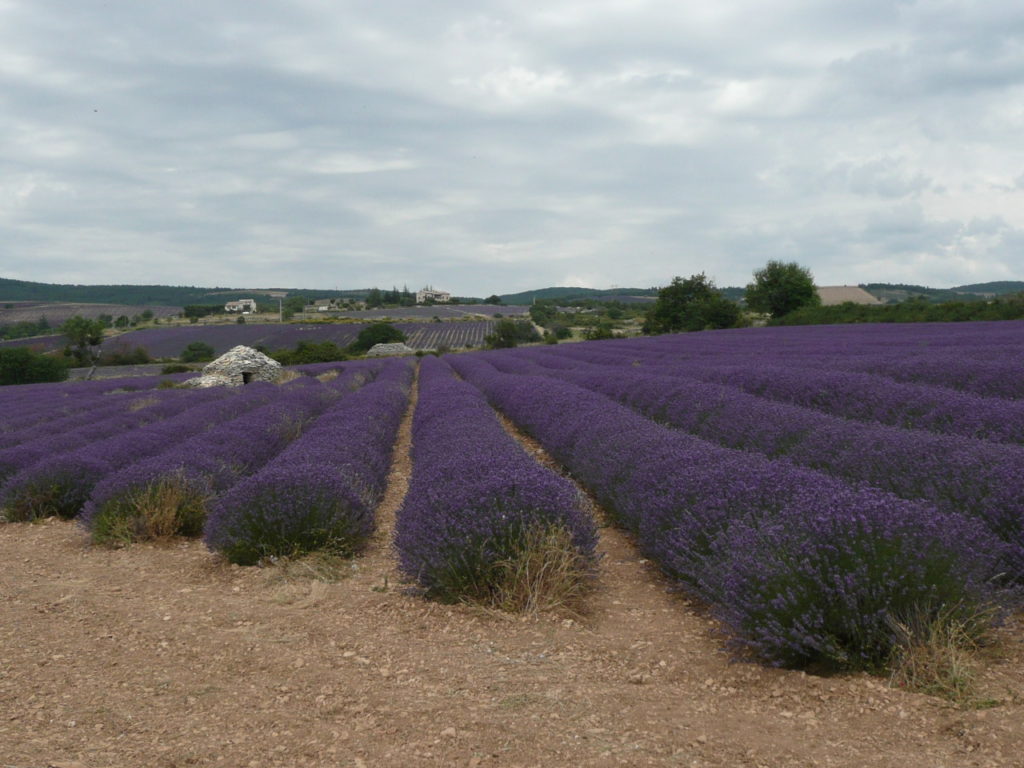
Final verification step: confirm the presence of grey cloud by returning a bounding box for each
[0,1,1021,294]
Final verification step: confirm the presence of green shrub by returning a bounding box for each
[346,323,406,354]
[0,347,69,385]
[583,322,616,341]
[271,340,349,365]
[484,319,540,349]
[98,343,151,366]
[180,341,216,363]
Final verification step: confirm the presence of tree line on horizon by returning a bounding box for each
[641,261,1024,334]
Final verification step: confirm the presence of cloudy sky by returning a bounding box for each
[2,1,1022,296]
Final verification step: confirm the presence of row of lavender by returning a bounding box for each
[3,354,600,611]
[394,356,596,604]
[0,375,190,447]
[566,321,1024,400]
[494,348,1024,577]
[447,342,1015,668]
[525,340,1024,443]
[81,367,372,545]
[205,358,413,563]
[0,360,413,565]
[0,370,360,521]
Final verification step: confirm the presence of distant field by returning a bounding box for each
[0,320,497,356]
[308,304,528,320]
[0,302,181,327]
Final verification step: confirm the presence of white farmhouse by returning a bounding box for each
[416,287,451,304]
[308,298,340,312]
[224,299,258,314]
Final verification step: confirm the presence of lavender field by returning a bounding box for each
[331,304,528,320]
[0,319,496,356]
[0,302,182,327]
[1,320,1022,670]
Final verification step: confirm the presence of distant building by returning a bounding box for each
[816,286,884,306]
[416,288,451,304]
[224,299,258,314]
[308,298,341,312]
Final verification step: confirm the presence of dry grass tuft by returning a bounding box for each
[275,369,304,385]
[484,524,594,616]
[127,395,159,411]
[315,369,340,382]
[261,550,356,586]
[887,602,999,707]
[275,413,313,443]
[94,474,210,546]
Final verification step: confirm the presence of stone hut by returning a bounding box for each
[184,345,282,388]
[365,342,417,357]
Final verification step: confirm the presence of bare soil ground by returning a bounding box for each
[2,397,1023,767]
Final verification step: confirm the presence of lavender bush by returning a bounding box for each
[716,496,1000,668]
[204,359,414,564]
[394,357,596,604]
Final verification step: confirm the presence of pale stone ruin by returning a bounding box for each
[183,345,283,388]
[365,342,417,357]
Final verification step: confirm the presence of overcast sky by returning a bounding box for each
[1,1,1022,296]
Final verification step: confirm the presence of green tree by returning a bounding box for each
[642,274,740,334]
[529,301,557,326]
[484,319,541,349]
[0,347,69,385]
[550,324,572,340]
[61,315,106,365]
[183,304,220,320]
[180,341,216,363]
[583,320,616,340]
[281,296,307,320]
[347,323,407,354]
[744,261,820,318]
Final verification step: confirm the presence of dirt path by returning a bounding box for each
[1,378,1022,766]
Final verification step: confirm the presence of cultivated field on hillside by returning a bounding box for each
[325,304,528,320]
[0,319,497,355]
[0,301,182,326]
